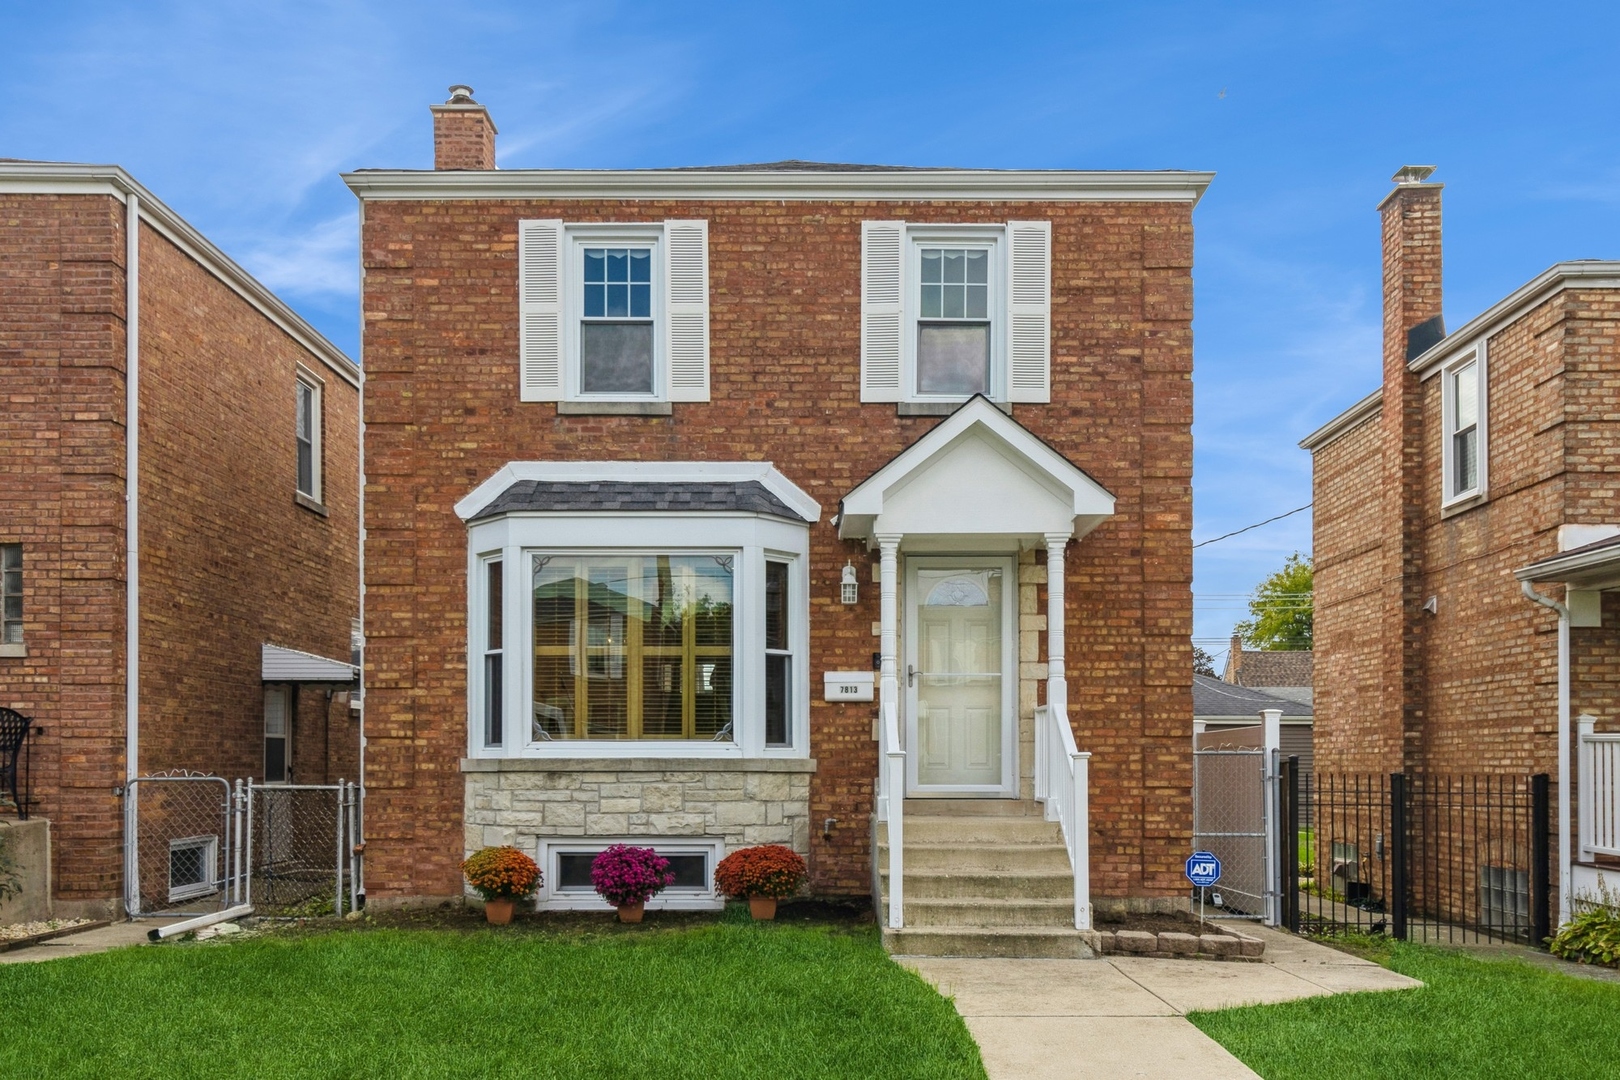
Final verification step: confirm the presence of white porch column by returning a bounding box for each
[1044,533,1069,714]
[878,535,902,731]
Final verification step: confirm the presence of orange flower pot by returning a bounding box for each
[749,897,778,921]
[617,902,645,924]
[484,899,515,925]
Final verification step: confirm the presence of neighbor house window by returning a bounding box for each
[482,559,504,748]
[264,686,289,783]
[532,554,734,741]
[765,560,791,747]
[580,246,656,395]
[1,544,20,647]
[1443,350,1484,503]
[917,247,992,396]
[168,835,219,903]
[295,372,323,501]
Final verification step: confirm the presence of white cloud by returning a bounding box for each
[237,214,357,301]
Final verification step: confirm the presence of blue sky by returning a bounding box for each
[5,1,1618,664]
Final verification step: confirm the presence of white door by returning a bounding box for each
[905,557,1017,796]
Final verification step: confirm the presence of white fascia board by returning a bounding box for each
[1408,261,1620,380]
[1299,388,1383,451]
[0,161,359,388]
[342,169,1215,205]
[453,461,822,523]
[839,397,1114,529]
[1515,544,1620,589]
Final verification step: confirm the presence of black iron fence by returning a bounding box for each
[1280,760,1550,947]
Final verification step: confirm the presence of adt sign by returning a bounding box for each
[1185,851,1222,888]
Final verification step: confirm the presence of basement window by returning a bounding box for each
[168,835,219,903]
[1,543,21,653]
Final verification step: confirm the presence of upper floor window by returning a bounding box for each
[862,220,1051,406]
[295,371,323,503]
[1442,348,1485,504]
[1,543,21,651]
[518,220,711,406]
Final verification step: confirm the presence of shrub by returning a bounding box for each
[714,844,808,900]
[590,845,674,908]
[1550,879,1620,966]
[462,846,542,902]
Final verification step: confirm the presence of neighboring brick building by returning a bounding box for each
[344,88,1209,948]
[1302,164,1620,924]
[0,162,361,917]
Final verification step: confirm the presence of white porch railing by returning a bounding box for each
[876,701,905,929]
[1034,702,1093,930]
[1578,717,1620,858]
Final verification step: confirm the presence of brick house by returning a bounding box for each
[345,88,1207,952]
[0,161,361,917]
[1302,164,1620,924]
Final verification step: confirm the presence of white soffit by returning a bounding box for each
[454,461,822,524]
[838,396,1114,544]
[262,643,358,683]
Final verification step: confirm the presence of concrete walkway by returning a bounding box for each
[0,920,181,964]
[901,925,1421,1079]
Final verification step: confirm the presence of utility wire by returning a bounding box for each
[1193,503,1313,548]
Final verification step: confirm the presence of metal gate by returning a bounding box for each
[124,775,360,918]
[1192,746,1270,920]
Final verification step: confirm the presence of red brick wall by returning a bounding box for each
[0,193,130,902]
[359,196,1195,901]
[135,223,360,787]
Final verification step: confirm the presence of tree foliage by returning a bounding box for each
[1193,645,1217,677]
[1235,553,1313,650]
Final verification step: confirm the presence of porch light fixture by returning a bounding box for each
[840,562,859,605]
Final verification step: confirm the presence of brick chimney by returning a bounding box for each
[1377,165,1443,772]
[431,85,497,170]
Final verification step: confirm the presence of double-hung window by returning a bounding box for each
[517,220,711,405]
[1,543,21,651]
[1442,348,1485,504]
[764,560,791,747]
[861,220,1051,406]
[482,559,504,747]
[295,370,323,503]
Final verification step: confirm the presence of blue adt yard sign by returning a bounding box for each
[1185,851,1222,888]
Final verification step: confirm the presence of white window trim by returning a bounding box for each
[167,834,219,903]
[1441,343,1487,507]
[531,837,725,911]
[295,365,324,502]
[565,224,665,402]
[904,225,1006,403]
[466,512,812,760]
[479,555,504,749]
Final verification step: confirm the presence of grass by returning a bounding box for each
[1190,939,1620,1079]
[0,910,985,1079]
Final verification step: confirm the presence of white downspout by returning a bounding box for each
[123,192,141,915]
[1521,579,1571,926]
[355,199,367,904]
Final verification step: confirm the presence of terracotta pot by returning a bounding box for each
[617,902,645,924]
[484,898,515,925]
[749,897,778,921]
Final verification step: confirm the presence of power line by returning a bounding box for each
[1193,503,1313,548]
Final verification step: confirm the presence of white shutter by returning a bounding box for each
[1006,220,1052,403]
[664,219,710,402]
[861,220,905,402]
[518,219,564,402]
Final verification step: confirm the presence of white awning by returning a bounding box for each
[262,643,357,684]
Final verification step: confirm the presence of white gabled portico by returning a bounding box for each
[839,396,1114,942]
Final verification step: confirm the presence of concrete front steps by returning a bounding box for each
[877,799,1099,959]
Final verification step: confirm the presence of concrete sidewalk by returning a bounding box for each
[0,920,182,964]
[902,925,1421,1079]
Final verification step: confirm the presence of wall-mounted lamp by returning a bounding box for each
[841,561,859,604]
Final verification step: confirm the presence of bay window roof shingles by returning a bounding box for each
[469,480,811,523]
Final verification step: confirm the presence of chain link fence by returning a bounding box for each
[1192,746,1268,919]
[125,776,359,919]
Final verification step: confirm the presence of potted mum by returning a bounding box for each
[462,845,542,925]
[714,844,807,920]
[590,844,675,923]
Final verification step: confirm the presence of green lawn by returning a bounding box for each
[1191,940,1620,1079]
[0,914,985,1079]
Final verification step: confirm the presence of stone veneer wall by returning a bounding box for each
[462,758,816,865]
